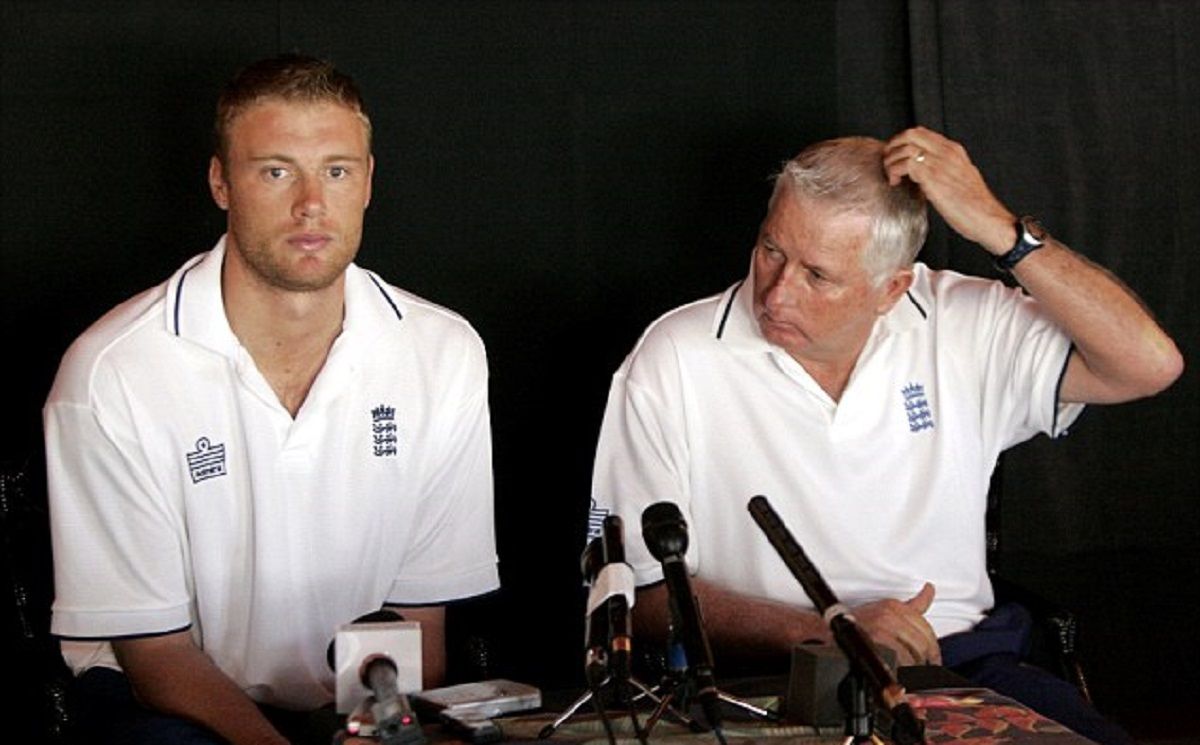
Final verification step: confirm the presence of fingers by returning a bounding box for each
[881,126,1013,250]
[882,126,940,185]
[906,582,936,613]
[888,604,942,666]
[852,585,942,666]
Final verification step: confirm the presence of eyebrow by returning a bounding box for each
[247,153,368,164]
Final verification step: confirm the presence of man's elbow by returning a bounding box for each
[1070,342,1184,404]
[1114,345,1185,402]
[1138,343,1185,398]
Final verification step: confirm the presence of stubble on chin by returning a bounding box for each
[234,236,354,293]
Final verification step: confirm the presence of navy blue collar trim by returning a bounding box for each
[716,280,744,340]
[366,271,404,322]
[172,255,205,336]
[905,290,927,319]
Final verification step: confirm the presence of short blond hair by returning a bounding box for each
[214,53,371,162]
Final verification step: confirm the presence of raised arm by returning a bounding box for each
[883,126,1183,404]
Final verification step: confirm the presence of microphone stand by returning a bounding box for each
[639,503,781,741]
[638,633,779,739]
[838,669,885,745]
[537,667,699,741]
[539,528,697,741]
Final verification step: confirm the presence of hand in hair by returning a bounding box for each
[882,126,1017,256]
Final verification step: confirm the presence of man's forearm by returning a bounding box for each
[633,579,830,667]
[1005,237,1182,403]
[114,633,287,745]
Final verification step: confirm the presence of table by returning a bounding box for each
[477,670,1096,744]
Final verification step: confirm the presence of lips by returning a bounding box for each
[286,232,332,251]
[757,309,808,348]
[758,309,793,332]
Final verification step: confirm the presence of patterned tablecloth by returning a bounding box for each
[486,687,1093,745]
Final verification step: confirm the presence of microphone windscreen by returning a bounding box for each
[641,501,689,560]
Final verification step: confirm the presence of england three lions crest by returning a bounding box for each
[901,382,935,433]
[371,404,398,457]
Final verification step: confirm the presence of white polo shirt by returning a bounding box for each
[591,261,1082,637]
[46,238,499,709]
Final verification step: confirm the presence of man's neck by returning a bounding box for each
[222,259,346,417]
[790,330,875,403]
[795,355,857,403]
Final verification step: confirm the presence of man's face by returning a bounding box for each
[209,98,373,293]
[752,189,911,367]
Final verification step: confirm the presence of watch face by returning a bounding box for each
[1021,216,1048,244]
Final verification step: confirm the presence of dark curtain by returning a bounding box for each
[839,0,1199,726]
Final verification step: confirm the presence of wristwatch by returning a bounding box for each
[994,215,1048,273]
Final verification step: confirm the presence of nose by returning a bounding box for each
[762,263,794,309]
[292,174,326,220]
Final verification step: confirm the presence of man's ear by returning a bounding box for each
[208,156,229,210]
[875,267,915,315]
[364,154,375,209]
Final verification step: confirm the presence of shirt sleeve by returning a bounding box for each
[590,334,697,587]
[385,334,499,604]
[45,395,193,640]
[960,277,1086,451]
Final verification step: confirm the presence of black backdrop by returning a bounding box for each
[2,2,1196,740]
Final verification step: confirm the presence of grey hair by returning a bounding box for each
[769,137,928,285]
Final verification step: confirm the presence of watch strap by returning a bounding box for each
[994,216,1046,273]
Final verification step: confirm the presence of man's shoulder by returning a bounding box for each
[348,265,487,357]
[47,281,171,407]
[907,262,1017,317]
[627,288,730,358]
[609,285,743,393]
[912,260,1008,297]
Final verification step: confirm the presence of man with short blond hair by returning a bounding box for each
[46,54,499,744]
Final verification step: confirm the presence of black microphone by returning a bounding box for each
[601,515,634,683]
[580,535,610,684]
[641,502,723,732]
[747,495,926,745]
[582,516,636,685]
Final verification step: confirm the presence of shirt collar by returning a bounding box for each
[164,236,238,357]
[163,235,407,359]
[709,255,769,353]
[711,259,930,353]
[343,261,408,340]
